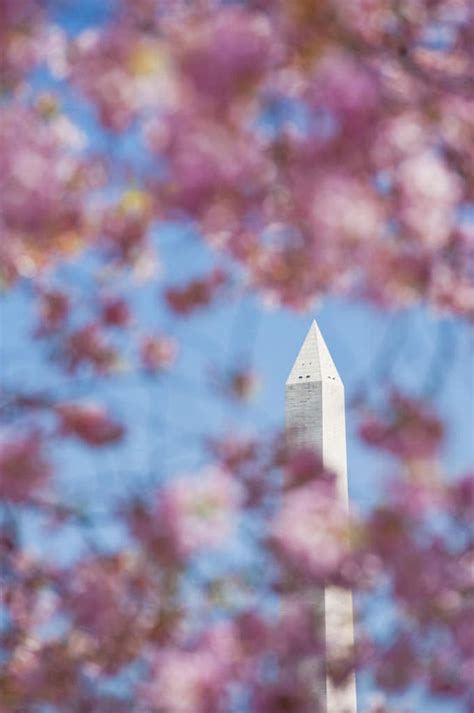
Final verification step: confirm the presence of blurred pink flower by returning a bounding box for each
[63,323,118,374]
[207,435,258,473]
[55,402,125,447]
[0,0,44,90]
[100,296,131,327]
[270,594,324,659]
[220,367,259,402]
[0,431,51,502]
[233,610,269,658]
[311,175,383,244]
[306,51,380,135]
[141,623,239,713]
[140,334,177,372]
[63,554,160,674]
[165,268,227,315]
[146,109,270,222]
[360,392,444,460]
[252,674,319,713]
[130,468,237,563]
[36,289,70,335]
[270,480,350,581]
[176,7,274,104]
[0,104,99,284]
[99,192,152,266]
[375,634,419,692]
[398,150,461,248]
[280,446,327,490]
[143,649,226,713]
[70,27,173,131]
[156,467,237,558]
[363,245,432,308]
[67,558,125,638]
[8,640,79,705]
[448,473,474,521]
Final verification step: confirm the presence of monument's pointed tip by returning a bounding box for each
[309,318,324,336]
[286,318,342,385]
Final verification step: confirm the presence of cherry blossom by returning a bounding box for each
[0,104,100,285]
[226,368,259,402]
[141,640,230,713]
[35,289,70,336]
[100,295,131,328]
[0,431,51,502]
[55,402,125,447]
[62,324,118,374]
[269,479,352,582]
[359,392,444,460]
[165,268,228,316]
[98,189,153,268]
[280,445,327,490]
[63,554,152,673]
[174,6,276,106]
[448,472,474,521]
[140,333,178,372]
[207,435,259,474]
[0,0,44,92]
[155,467,237,558]
[252,678,319,713]
[69,26,174,132]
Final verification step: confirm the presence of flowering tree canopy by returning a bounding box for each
[0,1,473,712]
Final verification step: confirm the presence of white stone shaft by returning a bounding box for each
[285,321,357,713]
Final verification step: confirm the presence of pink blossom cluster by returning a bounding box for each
[35,289,70,336]
[128,467,237,562]
[1,0,473,317]
[98,194,152,268]
[1,433,473,710]
[100,295,132,328]
[69,26,175,132]
[55,402,125,447]
[0,104,101,287]
[0,430,51,502]
[165,268,228,315]
[360,392,444,460]
[61,323,119,375]
[0,0,44,91]
[270,479,351,582]
[122,1,473,315]
[140,333,178,372]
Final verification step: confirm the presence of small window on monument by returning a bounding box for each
[298,376,303,379]
[306,375,310,378]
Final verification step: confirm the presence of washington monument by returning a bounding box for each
[286,320,357,713]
